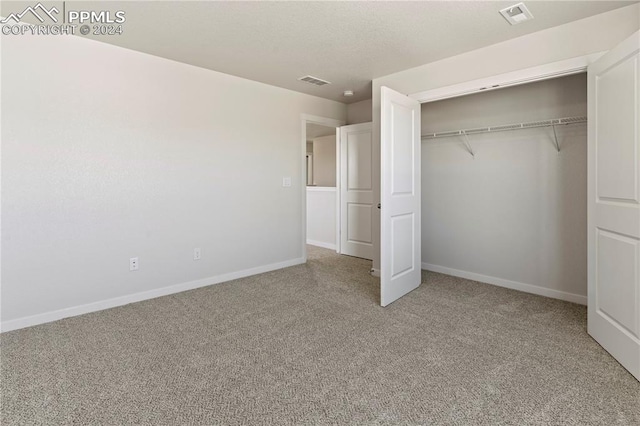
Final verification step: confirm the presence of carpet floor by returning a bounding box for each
[2,246,639,425]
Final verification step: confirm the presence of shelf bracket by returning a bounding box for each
[461,131,475,158]
[552,124,560,153]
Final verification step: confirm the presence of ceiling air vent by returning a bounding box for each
[298,75,331,86]
[500,2,534,25]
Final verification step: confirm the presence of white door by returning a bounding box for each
[588,30,640,381]
[339,122,374,260]
[380,87,421,306]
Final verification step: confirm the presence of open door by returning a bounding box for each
[339,122,374,260]
[380,87,421,306]
[588,30,640,381]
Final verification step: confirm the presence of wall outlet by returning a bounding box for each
[193,248,201,261]
[282,177,292,187]
[130,257,139,271]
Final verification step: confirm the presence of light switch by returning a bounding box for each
[282,177,292,187]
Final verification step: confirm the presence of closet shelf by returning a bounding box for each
[421,116,587,140]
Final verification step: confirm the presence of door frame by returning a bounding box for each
[409,53,604,103]
[300,114,345,262]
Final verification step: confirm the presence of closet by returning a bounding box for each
[420,73,588,303]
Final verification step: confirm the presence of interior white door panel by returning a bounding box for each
[588,30,640,381]
[380,86,421,307]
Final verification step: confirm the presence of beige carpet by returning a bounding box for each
[2,246,639,425]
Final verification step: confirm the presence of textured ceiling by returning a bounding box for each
[2,1,637,103]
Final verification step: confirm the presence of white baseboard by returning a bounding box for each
[1,257,305,333]
[306,240,336,250]
[422,263,587,305]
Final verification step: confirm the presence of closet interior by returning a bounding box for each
[420,73,588,303]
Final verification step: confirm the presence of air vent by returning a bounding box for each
[500,2,534,25]
[298,75,331,86]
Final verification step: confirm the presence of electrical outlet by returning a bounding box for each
[193,248,201,261]
[130,257,139,271]
[282,177,292,187]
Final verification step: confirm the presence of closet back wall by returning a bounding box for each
[421,74,587,304]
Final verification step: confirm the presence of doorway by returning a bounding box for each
[305,121,339,251]
[301,115,375,265]
[300,115,344,262]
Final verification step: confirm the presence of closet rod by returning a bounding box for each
[421,116,587,140]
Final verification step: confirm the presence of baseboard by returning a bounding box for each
[1,257,305,333]
[422,263,587,305]
[306,240,336,250]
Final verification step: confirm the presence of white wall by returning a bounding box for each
[306,187,336,250]
[1,32,346,329]
[422,74,587,303]
[371,4,640,273]
[347,99,372,125]
[312,135,336,187]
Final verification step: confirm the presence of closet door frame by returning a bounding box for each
[409,53,604,104]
